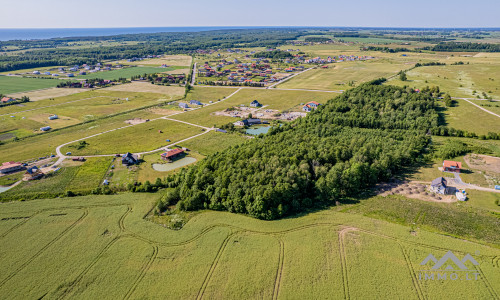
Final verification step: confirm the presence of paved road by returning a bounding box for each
[452,172,500,193]
[191,62,197,86]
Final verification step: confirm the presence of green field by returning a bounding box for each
[178,131,248,156]
[0,193,498,299]
[0,76,60,94]
[77,66,185,80]
[278,60,407,90]
[439,100,500,135]
[62,119,203,155]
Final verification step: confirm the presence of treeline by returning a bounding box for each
[156,82,438,220]
[304,37,332,43]
[253,50,293,59]
[428,42,500,52]
[0,29,304,72]
[361,46,411,53]
[198,81,265,87]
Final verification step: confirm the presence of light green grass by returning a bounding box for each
[62,119,203,155]
[178,131,248,156]
[439,100,500,135]
[0,76,60,94]
[279,60,407,90]
[66,157,112,192]
[0,193,498,298]
[77,66,184,80]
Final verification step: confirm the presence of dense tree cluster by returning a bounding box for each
[157,82,439,219]
[252,50,293,59]
[304,37,332,43]
[429,42,500,52]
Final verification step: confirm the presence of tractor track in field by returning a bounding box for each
[118,205,132,232]
[338,227,356,300]
[0,209,88,288]
[400,247,426,300]
[58,236,124,299]
[475,264,500,300]
[0,213,38,238]
[272,236,285,300]
[196,233,236,300]
[493,256,500,268]
[123,244,159,300]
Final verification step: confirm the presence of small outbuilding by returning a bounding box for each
[122,152,139,165]
[443,160,462,173]
[250,100,262,107]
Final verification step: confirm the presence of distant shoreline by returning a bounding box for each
[1,26,500,42]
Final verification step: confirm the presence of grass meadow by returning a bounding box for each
[0,193,498,299]
[62,119,203,155]
[0,76,60,94]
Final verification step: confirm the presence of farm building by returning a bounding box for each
[122,152,139,165]
[24,166,43,181]
[33,71,40,75]
[190,100,202,106]
[443,160,462,173]
[40,126,51,131]
[1,97,15,104]
[48,115,58,120]
[161,148,185,161]
[250,100,262,107]
[306,101,320,108]
[179,103,190,109]
[302,105,312,112]
[0,161,24,174]
[430,177,456,195]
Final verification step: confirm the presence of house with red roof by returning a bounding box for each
[443,160,462,173]
[0,161,24,174]
[161,148,185,161]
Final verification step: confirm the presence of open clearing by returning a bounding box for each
[101,81,185,95]
[0,76,60,94]
[76,66,184,80]
[118,55,192,67]
[0,193,498,299]
[278,60,407,90]
[7,87,88,101]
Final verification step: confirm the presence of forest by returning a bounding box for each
[157,82,439,220]
[0,29,304,72]
[252,50,293,59]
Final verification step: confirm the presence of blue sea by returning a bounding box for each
[0,27,262,41]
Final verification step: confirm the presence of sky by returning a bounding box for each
[1,0,499,28]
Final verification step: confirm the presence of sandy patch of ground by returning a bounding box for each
[464,154,500,173]
[101,82,185,96]
[125,118,151,125]
[214,106,306,121]
[376,181,457,203]
[148,107,181,116]
[8,88,88,101]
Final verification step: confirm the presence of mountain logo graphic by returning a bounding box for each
[420,251,479,270]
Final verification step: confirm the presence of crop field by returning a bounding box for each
[76,66,185,80]
[278,60,407,90]
[0,76,60,94]
[172,89,335,127]
[0,193,498,299]
[61,119,203,155]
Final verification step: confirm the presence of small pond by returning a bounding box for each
[152,157,197,172]
[245,126,271,135]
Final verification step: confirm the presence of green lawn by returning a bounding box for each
[0,193,498,299]
[0,76,60,94]
[178,131,248,156]
[77,66,184,80]
[62,119,203,155]
[66,157,112,192]
[439,100,500,135]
